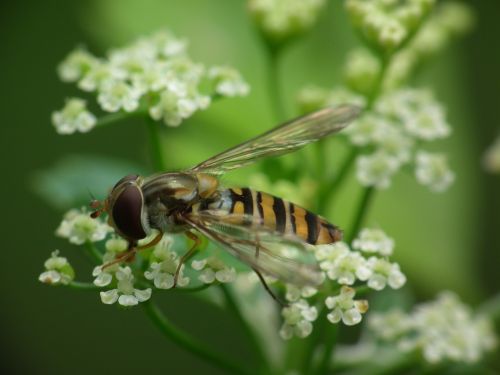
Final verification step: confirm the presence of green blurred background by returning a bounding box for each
[0,0,499,374]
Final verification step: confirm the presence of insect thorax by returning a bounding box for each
[141,172,220,233]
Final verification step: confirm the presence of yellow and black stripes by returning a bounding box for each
[215,188,342,245]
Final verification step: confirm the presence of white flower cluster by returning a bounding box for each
[349,88,454,192]
[248,0,326,42]
[325,286,369,326]
[369,292,497,364]
[56,208,112,245]
[39,250,75,285]
[280,299,318,339]
[315,229,406,291]
[192,257,237,284]
[99,266,152,307]
[482,134,500,174]
[280,228,404,339]
[52,98,96,134]
[345,0,435,54]
[53,30,249,132]
[144,236,190,289]
[91,237,152,306]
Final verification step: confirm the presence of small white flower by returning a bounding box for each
[352,228,395,256]
[368,309,412,340]
[58,47,98,82]
[56,208,112,245]
[346,0,433,53]
[78,61,127,92]
[51,98,97,135]
[326,251,372,285]
[100,266,151,306]
[366,257,406,290]
[39,250,74,285]
[372,121,414,164]
[280,299,318,339]
[144,237,190,289]
[415,151,455,192]
[404,104,450,140]
[92,238,127,287]
[248,0,326,42]
[378,19,408,50]
[344,113,381,146]
[285,284,317,303]
[209,66,250,97]
[325,286,368,326]
[315,242,351,271]
[149,82,211,127]
[482,134,500,174]
[344,48,381,96]
[97,80,142,112]
[356,151,401,189]
[192,257,236,284]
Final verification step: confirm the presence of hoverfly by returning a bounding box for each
[91,105,360,300]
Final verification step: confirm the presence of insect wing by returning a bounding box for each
[183,210,324,286]
[188,104,360,175]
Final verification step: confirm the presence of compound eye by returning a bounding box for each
[111,184,147,240]
[113,174,139,190]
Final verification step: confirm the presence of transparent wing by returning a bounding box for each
[188,104,360,175]
[183,210,324,286]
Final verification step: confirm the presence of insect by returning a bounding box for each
[91,105,360,301]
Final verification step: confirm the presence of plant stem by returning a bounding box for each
[146,116,166,171]
[96,109,148,128]
[265,45,286,123]
[315,324,338,375]
[143,300,252,375]
[66,281,101,291]
[317,147,358,215]
[83,241,103,264]
[348,187,375,243]
[219,284,270,374]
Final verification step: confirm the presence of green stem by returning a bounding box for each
[348,187,375,243]
[66,281,101,291]
[96,109,148,128]
[142,300,252,375]
[146,116,166,171]
[83,241,103,264]
[317,147,358,215]
[219,285,270,374]
[315,324,338,375]
[265,45,286,123]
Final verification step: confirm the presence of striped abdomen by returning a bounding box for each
[204,188,342,245]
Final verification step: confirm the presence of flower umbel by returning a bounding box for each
[369,292,497,364]
[56,208,112,245]
[55,30,249,131]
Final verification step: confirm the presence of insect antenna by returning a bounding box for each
[87,188,105,218]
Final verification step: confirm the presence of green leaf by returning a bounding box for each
[32,154,148,210]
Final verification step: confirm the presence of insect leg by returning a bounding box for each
[252,267,288,307]
[137,231,164,250]
[101,241,137,270]
[173,231,201,287]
